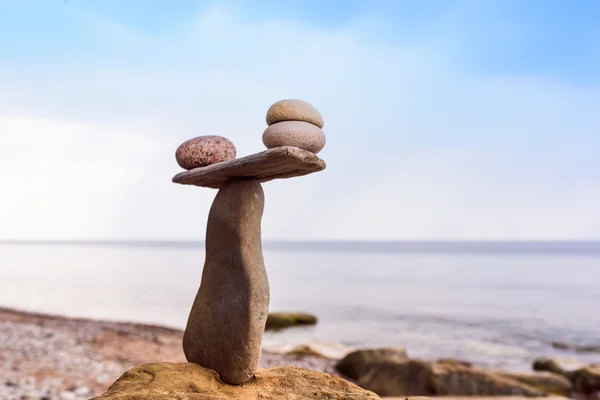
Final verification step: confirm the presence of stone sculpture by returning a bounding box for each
[95,99,381,398]
[174,99,327,385]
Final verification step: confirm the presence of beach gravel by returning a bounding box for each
[0,308,337,400]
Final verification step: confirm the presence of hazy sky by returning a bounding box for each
[1,0,599,240]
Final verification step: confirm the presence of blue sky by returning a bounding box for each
[0,0,599,240]
[3,0,599,79]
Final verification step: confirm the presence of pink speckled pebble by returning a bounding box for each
[176,136,236,170]
[262,121,326,154]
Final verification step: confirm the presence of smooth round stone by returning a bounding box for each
[176,136,236,170]
[266,99,324,128]
[262,121,326,154]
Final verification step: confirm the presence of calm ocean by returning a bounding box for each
[1,241,599,371]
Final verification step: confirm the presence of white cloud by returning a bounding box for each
[0,5,599,240]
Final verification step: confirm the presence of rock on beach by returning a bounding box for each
[265,312,318,330]
[357,360,549,397]
[570,365,600,394]
[335,347,409,380]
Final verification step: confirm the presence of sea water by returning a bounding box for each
[1,241,599,371]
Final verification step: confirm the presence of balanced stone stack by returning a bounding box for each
[94,100,379,399]
[175,100,328,385]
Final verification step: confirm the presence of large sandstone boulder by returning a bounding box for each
[92,362,380,400]
[335,347,409,380]
[357,360,548,397]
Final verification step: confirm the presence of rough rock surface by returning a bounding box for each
[176,135,236,170]
[183,179,269,385]
[357,360,548,397]
[335,347,409,380]
[92,362,380,400]
[265,312,318,330]
[266,99,324,128]
[173,146,326,188]
[263,121,326,154]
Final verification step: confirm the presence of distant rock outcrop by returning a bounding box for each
[550,341,600,353]
[265,312,318,330]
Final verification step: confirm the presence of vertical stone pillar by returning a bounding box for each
[183,178,270,385]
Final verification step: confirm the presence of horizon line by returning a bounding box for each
[2,239,600,255]
[2,238,600,243]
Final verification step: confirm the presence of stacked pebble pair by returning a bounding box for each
[175,99,325,171]
[263,99,326,154]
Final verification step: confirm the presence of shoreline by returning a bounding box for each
[1,306,597,400]
[0,306,185,335]
[0,306,338,400]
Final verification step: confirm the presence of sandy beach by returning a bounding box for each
[0,307,338,400]
[2,306,599,400]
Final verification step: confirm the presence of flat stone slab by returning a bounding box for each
[172,146,326,188]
